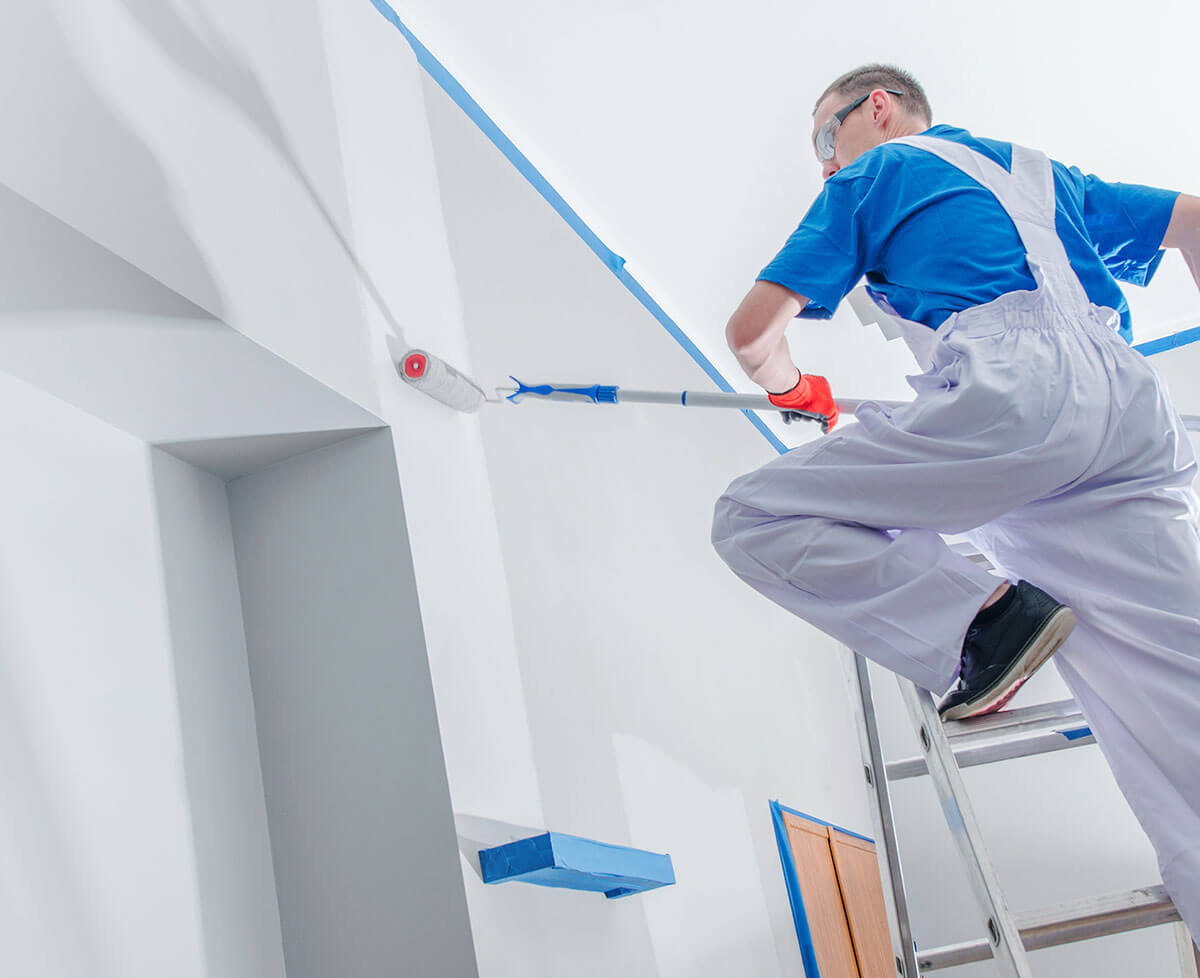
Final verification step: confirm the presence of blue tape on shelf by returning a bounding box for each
[1059,726,1093,741]
[368,0,788,456]
[1134,324,1200,358]
[479,832,675,899]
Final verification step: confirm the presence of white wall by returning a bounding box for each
[0,180,297,978]
[0,0,549,850]
[0,372,215,978]
[227,430,478,978]
[423,72,873,978]
[150,450,289,978]
[3,1,538,974]
[0,0,378,406]
[0,53,478,974]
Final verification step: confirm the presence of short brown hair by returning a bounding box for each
[814,64,932,125]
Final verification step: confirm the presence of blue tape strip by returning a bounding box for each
[771,801,823,977]
[773,801,874,845]
[368,0,788,455]
[1059,726,1093,741]
[1134,324,1200,358]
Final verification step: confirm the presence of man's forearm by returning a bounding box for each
[725,281,808,393]
[732,337,801,394]
[1163,194,1200,293]
[1180,242,1200,295]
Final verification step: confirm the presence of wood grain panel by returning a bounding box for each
[782,812,860,977]
[830,829,894,978]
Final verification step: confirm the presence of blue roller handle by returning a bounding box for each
[505,378,619,404]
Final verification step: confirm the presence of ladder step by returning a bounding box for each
[917,885,1180,970]
[888,699,1093,780]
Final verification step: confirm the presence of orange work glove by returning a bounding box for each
[767,373,839,433]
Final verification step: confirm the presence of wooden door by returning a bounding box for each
[780,810,861,977]
[829,829,895,978]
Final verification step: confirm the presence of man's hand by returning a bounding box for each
[768,373,840,432]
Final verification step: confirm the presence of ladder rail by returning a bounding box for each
[842,650,921,978]
[871,679,1195,974]
[896,678,1034,978]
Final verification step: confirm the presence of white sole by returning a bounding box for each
[941,607,1077,721]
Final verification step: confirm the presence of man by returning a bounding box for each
[711,64,1200,937]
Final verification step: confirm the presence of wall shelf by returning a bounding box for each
[479,832,675,899]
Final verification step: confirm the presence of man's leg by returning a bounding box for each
[964,365,1200,939]
[711,369,1097,694]
[712,434,998,692]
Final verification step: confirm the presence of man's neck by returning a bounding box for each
[884,118,931,142]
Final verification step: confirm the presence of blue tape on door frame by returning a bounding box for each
[368,0,788,455]
[1134,324,1200,358]
[771,801,823,977]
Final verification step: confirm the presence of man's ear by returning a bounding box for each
[869,89,893,129]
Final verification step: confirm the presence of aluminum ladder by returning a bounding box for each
[846,655,1200,976]
[843,411,1200,977]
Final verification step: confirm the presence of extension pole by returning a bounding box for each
[496,379,901,417]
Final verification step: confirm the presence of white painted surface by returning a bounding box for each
[0,182,381,447]
[0,0,380,407]
[0,373,210,978]
[150,450,288,978]
[318,0,548,834]
[424,74,872,977]
[227,430,479,978]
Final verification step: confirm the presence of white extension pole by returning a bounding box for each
[495,382,900,415]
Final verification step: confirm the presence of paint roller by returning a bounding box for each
[387,340,899,426]
[387,335,488,412]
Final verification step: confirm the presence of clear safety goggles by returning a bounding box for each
[814,89,906,162]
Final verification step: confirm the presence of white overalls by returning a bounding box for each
[712,135,1200,935]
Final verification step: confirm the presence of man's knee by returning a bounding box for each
[711,482,819,570]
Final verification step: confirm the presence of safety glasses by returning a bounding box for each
[814,89,906,162]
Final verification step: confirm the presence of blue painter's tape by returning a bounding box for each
[1134,324,1200,358]
[771,802,822,978]
[771,800,877,977]
[774,801,874,844]
[368,0,788,456]
[479,831,675,899]
[1059,726,1093,741]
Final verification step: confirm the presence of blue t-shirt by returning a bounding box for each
[758,125,1179,341]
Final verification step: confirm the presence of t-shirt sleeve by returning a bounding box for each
[757,175,874,319]
[1072,167,1179,286]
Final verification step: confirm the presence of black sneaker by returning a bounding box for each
[937,581,1076,721]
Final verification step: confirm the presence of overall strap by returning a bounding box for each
[888,135,1091,310]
